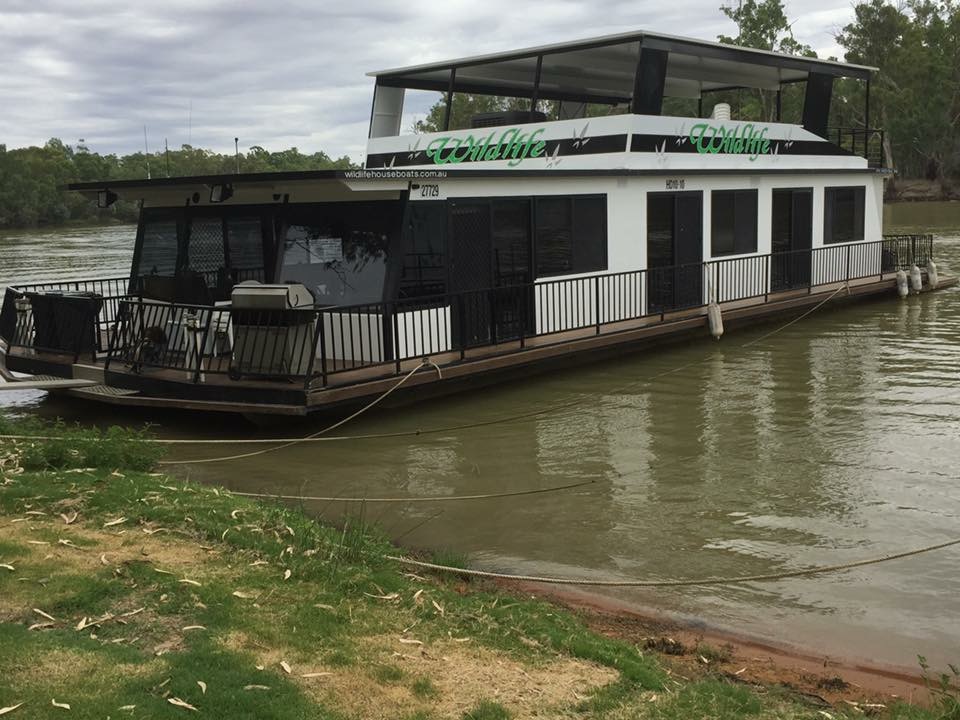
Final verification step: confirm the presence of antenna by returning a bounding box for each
[143,125,151,180]
[165,138,170,177]
[235,137,240,174]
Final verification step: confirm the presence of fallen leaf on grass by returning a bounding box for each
[249,560,269,567]
[283,569,292,581]
[33,609,56,621]
[232,591,255,599]
[179,579,202,587]
[119,608,144,618]
[182,626,206,632]
[118,705,136,711]
[0,704,24,715]
[280,661,291,675]
[398,638,423,645]
[167,697,197,711]
[99,554,109,566]
[28,622,54,631]
[0,564,14,572]
[153,568,174,576]
[314,604,335,611]
[244,685,270,691]
[432,600,445,616]
[75,617,89,631]
[142,527,167,535]
[9,519,26,524]
[27,541,50,546]
[196,681,207,695]
[57,539,80,549]
[300,672,332,678]
[364,592,400,601]
[230,509,242,520]
[24,511,46,516]
[51,700,70,710]
[103,517,127,528]
[60,512,78,525]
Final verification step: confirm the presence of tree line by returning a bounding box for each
[0,141,354,229]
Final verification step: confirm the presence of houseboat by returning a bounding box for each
[0,30,948,416]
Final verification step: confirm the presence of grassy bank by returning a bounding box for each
[0,418,953,719]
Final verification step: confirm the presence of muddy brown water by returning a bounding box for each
[2,202,960,672]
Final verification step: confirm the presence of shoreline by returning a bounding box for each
[518,582,930,704]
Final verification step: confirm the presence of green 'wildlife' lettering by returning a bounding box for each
[426,128,547,167]
[689,123,772,161]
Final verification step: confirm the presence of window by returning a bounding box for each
[711,190,758,257]
[279,201,403,307]
[136,216,179,278]
[534,195,607,277]
[400,202,447,299]
[226,217,266,283]
[824,186,865,244]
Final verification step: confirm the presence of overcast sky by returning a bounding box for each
[0,0,856,164]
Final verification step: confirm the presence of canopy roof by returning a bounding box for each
[369,30,876,102]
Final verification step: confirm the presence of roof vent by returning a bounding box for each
[470,110,548,128]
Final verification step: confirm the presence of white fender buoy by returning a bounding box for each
[707,302,724,339]
[927,259,939,289]
[896,270,909,298]
[910,265,923,293]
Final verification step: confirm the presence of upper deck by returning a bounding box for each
[365,30,881,173]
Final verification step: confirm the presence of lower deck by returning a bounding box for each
[3,264,953,416]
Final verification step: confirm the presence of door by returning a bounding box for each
[770,189,812,291]
[448,201,493,347]
[447,199,533,347]
[646,192,703,313]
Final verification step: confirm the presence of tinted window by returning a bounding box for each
[711,190,758,256]
[280,202,402,307]
[534,195,606,277]
[400,202,447,299]
[137,218,178,277]
[824,186,865,244]
[227,217,266,282]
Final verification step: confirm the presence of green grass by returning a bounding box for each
[461,699,511,720]
[0,414,951,719]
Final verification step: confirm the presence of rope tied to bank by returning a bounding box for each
[386,535,960,587]
[229,478,595,504]
[156,360,443,466]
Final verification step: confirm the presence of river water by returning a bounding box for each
[2,202,959,671]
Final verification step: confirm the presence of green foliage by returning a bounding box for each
[919,655,960,719]
[649,679,762,719]
[0,412,164,471]
[0,140,357,230]
[837,0,960,180]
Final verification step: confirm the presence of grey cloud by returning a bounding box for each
[0,0,856,164]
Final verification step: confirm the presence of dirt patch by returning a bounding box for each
[0,516,219,578]
[225,631,618,719]
[10,647,159,688]
[519,583,932,709]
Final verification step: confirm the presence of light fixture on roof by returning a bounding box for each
[97,189,118,208]
[209,183,234,203]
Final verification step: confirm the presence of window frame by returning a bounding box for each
[710,189,759,258]
[533,193,608,279]
[823,185,866,245]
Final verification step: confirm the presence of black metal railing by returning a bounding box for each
[829,127,885,169]
[0,235,935,389]
[0,277,134,361]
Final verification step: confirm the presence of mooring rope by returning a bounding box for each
[155,360,443,466]
[228,478,595,504]
[386,535,960,587]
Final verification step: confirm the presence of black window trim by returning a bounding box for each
[822,184,866,246]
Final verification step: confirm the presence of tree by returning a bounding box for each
[837,0,960,180]
[716,0,816,122]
